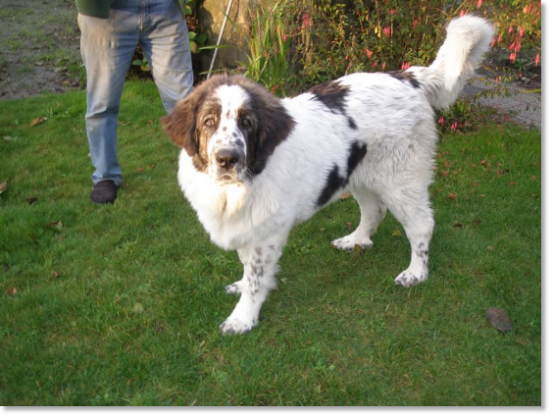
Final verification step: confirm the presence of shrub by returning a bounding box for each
[235,0,540,131]
[292,0,540,84]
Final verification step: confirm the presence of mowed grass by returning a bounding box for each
[0,81,541,405]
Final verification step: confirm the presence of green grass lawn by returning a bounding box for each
[0,81,541,406]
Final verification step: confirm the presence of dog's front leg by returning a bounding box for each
[220,243,282,334]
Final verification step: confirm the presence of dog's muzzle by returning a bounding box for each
[211,147,246,183]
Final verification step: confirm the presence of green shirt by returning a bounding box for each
[75,0,113,19]
[75,0,188,19]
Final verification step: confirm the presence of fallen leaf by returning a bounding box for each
[453,222,464,228]
[485,308,512,332]
[47,221,63,231]
[346,222,353,231]
[339,192,351,200]
[7,287,18,296]
[0,181,7,194]
[508,182,517,186]
[51,271,61,278]
[392,229,402,237]
[487,245,494,251]
[473,219,481,226]
[136,167,144,172]
[30,117,47,127]
[133,303,144,314]
[447,192,458,200]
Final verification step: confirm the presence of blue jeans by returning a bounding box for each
[78,0,193,186]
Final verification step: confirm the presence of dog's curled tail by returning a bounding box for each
[411,15,495,110]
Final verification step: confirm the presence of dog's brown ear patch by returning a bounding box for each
[162,94,201,156]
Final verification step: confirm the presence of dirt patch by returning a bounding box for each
[0,0,82,101]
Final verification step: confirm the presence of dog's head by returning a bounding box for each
[163,74,295,185]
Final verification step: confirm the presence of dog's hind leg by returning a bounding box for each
[220,239,285,334]
[332,188,387,251]
[382,188,434,287]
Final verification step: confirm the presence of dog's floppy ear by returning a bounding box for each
[162,93,200,156]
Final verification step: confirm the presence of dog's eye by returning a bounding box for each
[241,117,252,128]
[204,118,215,127]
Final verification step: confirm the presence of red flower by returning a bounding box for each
[401,62,410,70]
[438,116,444,125]
[389,8,396,15]
[477,0,483,8]
[535,53,540,66]
[382,61,386,70]
[302,12,310,28]
[365,49,373,58]
[382,26,391,37]
[450,121,458,132]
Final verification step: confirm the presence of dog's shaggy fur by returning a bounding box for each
[163,16,494,334]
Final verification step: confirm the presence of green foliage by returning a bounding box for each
[234,1,540,97]
[240,1,293,96]
[0,81,541,406]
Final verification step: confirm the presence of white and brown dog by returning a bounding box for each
[163,16,494,334]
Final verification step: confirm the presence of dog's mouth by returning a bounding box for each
[215,172,242,185]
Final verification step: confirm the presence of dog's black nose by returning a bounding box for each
[215,149,242,170]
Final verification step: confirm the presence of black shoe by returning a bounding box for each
[91,180,119,204]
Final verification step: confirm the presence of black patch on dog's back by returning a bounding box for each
[388,70,421,89]
[317,141,367,207]
[309,81,350,114]
[308,81,358,130]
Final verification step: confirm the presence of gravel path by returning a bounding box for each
[462,73,541,130]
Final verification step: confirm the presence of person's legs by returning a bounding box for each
[140,0,194,113]
[78,7,140,189]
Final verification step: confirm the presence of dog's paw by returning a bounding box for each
[394,270,427,288]
[219,317,257,335]
[332,234,373,252]
[225,280,243,295]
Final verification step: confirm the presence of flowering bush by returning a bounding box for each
[239,0,540,130]
[292,0,540,84]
